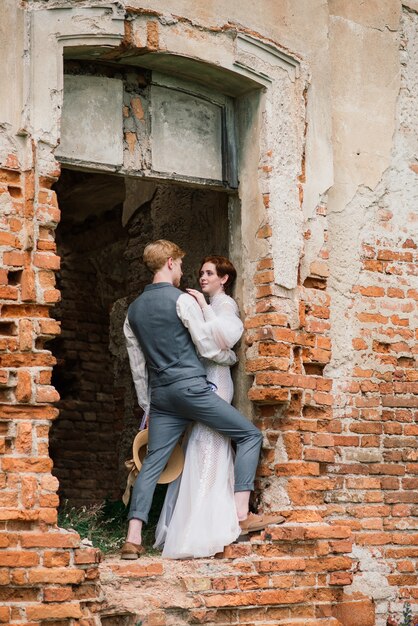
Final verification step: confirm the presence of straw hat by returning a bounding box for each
[132,430,184,484]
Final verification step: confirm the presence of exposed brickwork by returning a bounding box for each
[50,207,127,505]
[247,204,335,522]
[327,233,418,606]
[0,160,104,625]
[246,182,417,619]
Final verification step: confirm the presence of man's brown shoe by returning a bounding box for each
[239,512,285,536]
[120,541,145,560]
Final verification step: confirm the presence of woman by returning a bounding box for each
[154,255,243,558]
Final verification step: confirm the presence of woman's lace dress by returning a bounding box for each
[154,292,243,558]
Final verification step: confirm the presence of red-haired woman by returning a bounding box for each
[154,255,243,558]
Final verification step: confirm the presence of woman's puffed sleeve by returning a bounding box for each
[202,299,243,350]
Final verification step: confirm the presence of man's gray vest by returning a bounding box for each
[127,282,206,388]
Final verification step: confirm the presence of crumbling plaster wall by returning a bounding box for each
[327,0,402,374]
[326,3,418,622]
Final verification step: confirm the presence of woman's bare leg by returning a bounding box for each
[234,491,250,521]
[126,518,143,544]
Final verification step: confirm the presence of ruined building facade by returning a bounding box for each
[0,1,417,625]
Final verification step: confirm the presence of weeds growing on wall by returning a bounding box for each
[387,603,418,626]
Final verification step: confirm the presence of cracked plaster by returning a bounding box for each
[5,1,337,298]
[326,2,409,377]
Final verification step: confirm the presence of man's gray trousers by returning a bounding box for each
[128,376,263,523]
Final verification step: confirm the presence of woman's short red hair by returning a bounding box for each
[199,256,237,291]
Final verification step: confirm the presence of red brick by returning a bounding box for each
[254,270,274,284]
[74,548,101,565]
[248,387,290,404]
[309,261,329,278]
[256,557,306,572]
[3,250,27,267]
[21,268,36,301]
[33,252,60,270]
[26,602,83,620]
[275,462,320,476]
[2,458,52,473]
[306,526,351,540]
[15,370,32,403]
[21,476,37,509]
[304,448,335,462]
[35,385,60,403]
[258,342,291,357]
[355,285,385,297]
[43,551,71,567]
[43,587,73,602]
[21,532,80,548]
[247,357,290,372]
[28,568,85,584]
[0,551,39,566]
[19,318,33,351]
[257,257,273,270]
[257,224,272,238]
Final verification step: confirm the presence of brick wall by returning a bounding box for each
[100,524,357,626]
[50,207,128,506]
[247,205,335,523]
[328,233,418,603]
[0,161,104,625]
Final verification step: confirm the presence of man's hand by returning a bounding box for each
[186,288,208,310]
[140,412,149,429]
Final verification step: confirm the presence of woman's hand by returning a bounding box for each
[186,288,208,309]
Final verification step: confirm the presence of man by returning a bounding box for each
[122,239,282,559]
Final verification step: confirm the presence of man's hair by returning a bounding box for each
[199,255,237,290]
[143,240,185,273]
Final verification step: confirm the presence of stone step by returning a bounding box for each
[99,550,349,626]
[98,525,354,626]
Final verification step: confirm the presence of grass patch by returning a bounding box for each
[58,500,128,555]
[58,486,167,556]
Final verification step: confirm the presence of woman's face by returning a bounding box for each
[199,262,227,297]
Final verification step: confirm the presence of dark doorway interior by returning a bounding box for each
[50,168,229,507]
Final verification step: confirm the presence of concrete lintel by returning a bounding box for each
[235,33,300,81]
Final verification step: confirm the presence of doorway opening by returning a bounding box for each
[49,167,231,518]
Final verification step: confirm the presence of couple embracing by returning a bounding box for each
[122,239,283,560]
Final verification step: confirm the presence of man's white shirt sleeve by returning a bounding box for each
[123,316,150,415]
[201,298,243,350]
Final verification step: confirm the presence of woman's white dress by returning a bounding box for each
[154,292,243,558]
